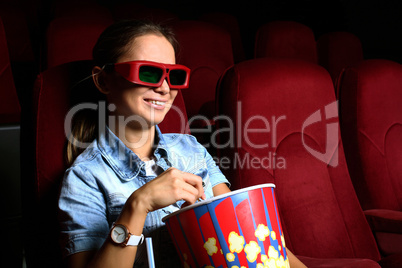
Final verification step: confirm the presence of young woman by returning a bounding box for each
[58,20,306,268]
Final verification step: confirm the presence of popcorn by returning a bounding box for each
[204,237,218,256]
[226,252,235,262]
[276,255,286,268]
[285,258,291,268]
[266,258,277,268]
[183,253,190,268]
[244,241,261,263]
[228,231,245,253]
[268,245,279,259]
[271,230,277,240]
[255,224,270,241]
[261,254,268,263]
[193,229,287,268]
[281,234,286,248]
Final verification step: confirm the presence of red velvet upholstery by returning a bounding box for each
[0,16,20,124]
[0,5,34,63]
[254,21,318,63]
[338,59,402,256]
[172,20,234,120]
[216,58,387,266]
[339,59,402,210]
[22,60,189,267]
[317,31,364,86]
[297,256,381,267]
[364,209,402,256]
[199,12,246,63]
[364,210,402,234]
[45,17,114,69]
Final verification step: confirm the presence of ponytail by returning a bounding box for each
[66,110,98,165]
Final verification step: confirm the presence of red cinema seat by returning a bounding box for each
[199,12,246,63]
[317,31,364,87]
[339,59,402,256]
[0,4,38,109]
[45,17,114,69]
[171,20,234,121]
[255,21,318,64]
[0,5,34,63]
[0,16,20,124]
[216,58,402,267]
[21,60,189,267]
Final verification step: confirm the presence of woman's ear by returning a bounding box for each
[92,66,110,94]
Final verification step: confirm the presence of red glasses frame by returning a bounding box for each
[109,60,191,89]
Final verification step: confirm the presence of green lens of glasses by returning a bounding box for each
[139,66,163,84]
[169,69,187,85]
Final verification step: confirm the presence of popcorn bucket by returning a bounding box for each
[162,183,289,268]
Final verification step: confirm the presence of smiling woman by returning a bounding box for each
[58,20,231,268]
[57,19,307,268]
[92,34,179,134]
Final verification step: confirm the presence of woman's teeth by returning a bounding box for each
[147,100,165,106]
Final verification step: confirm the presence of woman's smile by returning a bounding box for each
[143,97,169,110]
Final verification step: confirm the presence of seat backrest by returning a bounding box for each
[22,60,189,267]
[0,15,20,124]
[45,16,114,69]
[339,59,402,211]
[317,31,364,86]
[254,21,317,63]
[216,58,380,260]
[0,4,34,63]
[172,20,234,119]
[199,12,246,63]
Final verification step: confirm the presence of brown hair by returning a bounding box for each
[66,20,178,165]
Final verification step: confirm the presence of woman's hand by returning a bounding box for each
[128,167,206,214]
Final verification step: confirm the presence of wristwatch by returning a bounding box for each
[110,223,144,247]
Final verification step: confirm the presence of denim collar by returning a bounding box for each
[98,125,171,181]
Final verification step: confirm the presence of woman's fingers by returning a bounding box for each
[165,167,205,203]
[177,179,201,204]
[136,167,206,212]
[179,171,205,199]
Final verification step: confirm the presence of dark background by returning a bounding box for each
[27,0,402,64]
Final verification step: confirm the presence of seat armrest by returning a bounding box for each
[364,209,402,234]
[296,255,381,267]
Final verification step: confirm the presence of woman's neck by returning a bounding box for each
[113,123,156,160]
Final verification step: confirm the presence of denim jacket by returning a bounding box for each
[58,126,229,262]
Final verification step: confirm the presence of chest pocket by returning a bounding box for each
[107,193,127,224]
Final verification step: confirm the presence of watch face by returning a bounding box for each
[111,225,127,244]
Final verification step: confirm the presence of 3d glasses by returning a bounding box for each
[106,60,190,89]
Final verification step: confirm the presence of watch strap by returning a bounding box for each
[126,233,145,246]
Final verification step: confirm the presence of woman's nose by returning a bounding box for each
[154,78,170,95]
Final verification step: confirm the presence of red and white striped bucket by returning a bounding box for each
[162,183,289,268]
